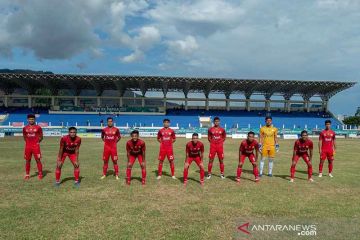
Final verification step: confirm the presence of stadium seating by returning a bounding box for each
[1,109,342,131]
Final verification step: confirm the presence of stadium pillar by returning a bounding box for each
[28,96,32,108]
[305,101,310,112]
[74,96,78,107]
[142,97,145,107]
[163,97,167,109]
[265,100,270,112]
[97,97,101,107]
[185,98,188,110]
[245,98,251,111]
[226,99,230,111]
[4,95,8,107]
[205,97,209,111]
[119,97,123,107]
[51,96,55,107]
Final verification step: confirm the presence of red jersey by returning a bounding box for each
[126,139,146,156]
[157,127,176,148]
[319,130,335,151]
[186,141,204,157]
[60,135,81,154]
[101,126,121,146]
[23,124,43,147]
[294,139,313,154]
[240,139,259,155]
[208,126,226,144]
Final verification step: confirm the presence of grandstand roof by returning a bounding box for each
[0,73,356,100]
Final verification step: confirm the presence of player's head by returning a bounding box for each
[213,117,220,127]
[325,120,331,129]
[107,117,113,127]
[247,131,255,142]
[265,116,272,126]
[68,127,77,138]
[131,130,139,141]
[27,114,36,125]
[300,130,308,141]
[192,133,199,143]
[163,118,170,128]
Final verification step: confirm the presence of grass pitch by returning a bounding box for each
[0,137,359,239]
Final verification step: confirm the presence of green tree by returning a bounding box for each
[343,116,360,126]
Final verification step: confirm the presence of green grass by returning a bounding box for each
[0,137,359,239]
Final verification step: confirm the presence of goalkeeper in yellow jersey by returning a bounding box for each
[259,116,279,177]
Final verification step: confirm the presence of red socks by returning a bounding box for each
[36,161,43,176]
[208,162,213,174]
[103,161,109,176]
[113,163,119,176]
[290,166,296,179]
[170,161,175,176]
[183,167,189,182]
[328,161,333,174]
[253,165,259,178]
[319,161,324,173]
[200,167,205,182]
[74,168,80,182]
[308,165,313,179]
[55,167,61,182]
[25,161,31,175]
[237,167,242,178]
[220,162,225,174]
[158,161,163,176]
[126,168,131,183]
[141,167,146,182]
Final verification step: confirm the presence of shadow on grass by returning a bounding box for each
[60,176,84,184]
[30,170,51,178]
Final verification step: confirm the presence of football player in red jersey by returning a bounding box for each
[22,114,43,180]
[126,130,146,185]
[237,131,260,183]
[290,130,314,182]
[318,120,336,178]
[157,119,176,180]
[100,117,121,180]
[55,127,81,187]
[207,117,226,179]
[183,133,205,186]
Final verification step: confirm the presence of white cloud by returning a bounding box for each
[167,36,199,57]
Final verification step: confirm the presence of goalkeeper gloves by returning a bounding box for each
[258,143,263,152]
[275,144,280,152]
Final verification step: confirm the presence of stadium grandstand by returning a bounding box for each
[0,70,357,138]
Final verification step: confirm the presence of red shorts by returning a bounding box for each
[320,150,334,161]
[158,147,174,161]
[186,156,202,166]
[103,145,118,161]
[128,154,144,165]
[239,154,256,164]
[24,145,41,161]
[293,153,311,164]
[209,143,224,160]
[60,153,77,164]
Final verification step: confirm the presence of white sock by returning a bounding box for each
[260,158,265,175]
[268,158,274,174]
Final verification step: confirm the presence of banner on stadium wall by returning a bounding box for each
[185,133,202,139]
[232,134,248,139]
[12,122,24,127]
[77,133,102,138]
[14,133,23,137]
[0,133,4,138]
[349,134,360,138]
[283,134,299,140]
[139,132,158,137]
[43,131,62,137]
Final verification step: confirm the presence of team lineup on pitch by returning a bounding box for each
[22,114,336,187]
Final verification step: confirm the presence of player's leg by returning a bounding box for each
[327,153,334,177]
[207,144,216,179]
[167,149,176,179]
[194,157,204,185]
[55,155,66,186]
[319,152,326,177]
[101,148,110,179]
[33,146,43,179]
[138,155,146,185]
[218,145,225,179]
[290,155,299,182]
[236,155,246,182]
[183,158,192,186]
[24,147,32,180]
[259,148,268,177]
[126,155,136,185]
[157,149,165,179]
[111,148,119,179]
[268,147,275,176]
[249,154,259,182]
[303,154,313,181]
[69,154,80,186]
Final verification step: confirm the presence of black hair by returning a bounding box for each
[27,114,35,119]
[301,130,308,136]
[192,133,199,137]
[265,116,272,121]
[131,130,139,136]
[68,127,77,132]
[248,131,255,136]
[163,118,170,123]
[325,120,332,124]
[107,117,113,121]
[213,116,220,121]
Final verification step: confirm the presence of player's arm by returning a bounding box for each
[185,144,189,163]
[38,127,43,142]
[309,144,313,162]
[207,129,212,143]
[117,129,121,142]
[259,129,264,145]
[255,143,259,162]
[57,138,64,161]
[157,131,162,143]
[101,129,105,142]
[74,139,81,168]
[318,134,322,154]
[292,142,297,159]
[333,135,336,152]
[239,143,243,163]
[172,130,176,143]
[200,144,204,161]
[126,142,130,162]
[22,127,26,142]
[274,128,278,144]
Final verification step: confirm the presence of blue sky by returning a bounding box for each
[0,0,359,115]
